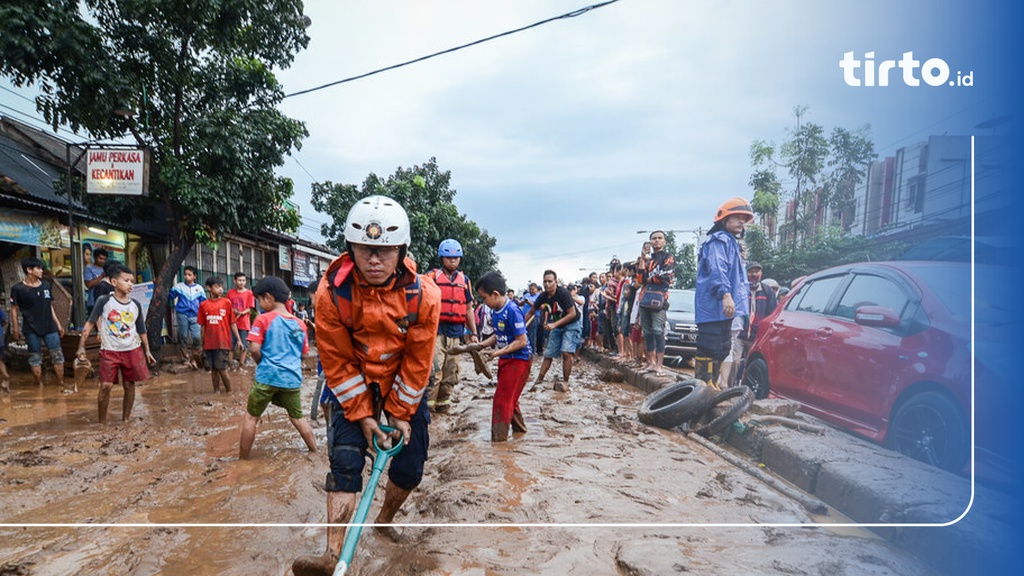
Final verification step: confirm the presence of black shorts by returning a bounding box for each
[205,349,231,371]
[697,319,733,361]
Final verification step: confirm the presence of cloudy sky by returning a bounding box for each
[273,0,1013,289]
[2,0,1016,289]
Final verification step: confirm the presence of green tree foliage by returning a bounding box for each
[310,158,499,282]
[746,107,881,286]
[0,0,310,348]
[743,225,773,268]
[663,232,696,289]
[753,226,907,287]
[749,106,875,246]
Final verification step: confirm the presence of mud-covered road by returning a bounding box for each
[0,354,936,575]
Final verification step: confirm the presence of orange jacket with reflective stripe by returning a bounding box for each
[315,253,440,422]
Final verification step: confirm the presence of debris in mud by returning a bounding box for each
[607,412,640,434]
[2,450,56,467]
[599,367,625,382]
[0,561,33,576]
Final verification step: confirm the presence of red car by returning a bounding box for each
[743,260,995,476]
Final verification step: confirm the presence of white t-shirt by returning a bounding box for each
[88,294,148,352]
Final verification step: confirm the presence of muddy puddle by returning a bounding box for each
[0,353,936,575]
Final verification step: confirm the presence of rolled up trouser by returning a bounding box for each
[492,357,531,440]
[696,319,732,388]
[427,332,462,408]
[640,307,667,353]
[718,329,744,388]
[694,355,720,388]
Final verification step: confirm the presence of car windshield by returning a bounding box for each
[668,290,695,313]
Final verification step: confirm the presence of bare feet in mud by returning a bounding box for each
[291,553,338,576]
[374,524,402,543]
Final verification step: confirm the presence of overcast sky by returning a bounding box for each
[2,0,1016,290]
[274,0,1013,289]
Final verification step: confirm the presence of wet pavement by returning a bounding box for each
[0,353,937,575]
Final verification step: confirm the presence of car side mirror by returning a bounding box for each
[854,305,901,328]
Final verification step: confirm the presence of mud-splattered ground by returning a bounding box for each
[0,353,935,575]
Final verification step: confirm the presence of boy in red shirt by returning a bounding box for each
[198,276,241,393]
[227,272,255,367]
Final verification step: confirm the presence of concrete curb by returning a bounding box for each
[581,347,1017,576]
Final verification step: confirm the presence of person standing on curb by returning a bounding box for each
[637,231,675,376]
[694,198,752,389]
[424,238,477,413]
[292,195,440,576]
[525,269,579,392]
[733,261,778,385]
[9,257,66,391]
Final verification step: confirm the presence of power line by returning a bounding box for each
[0,84,38,104]
[284,0,621,99]
[291,155,317,181]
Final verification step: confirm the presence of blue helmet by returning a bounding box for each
[438,238,463,258]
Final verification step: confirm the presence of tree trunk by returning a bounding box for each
[145,234,195,360]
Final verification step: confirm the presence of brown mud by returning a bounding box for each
[0,354,935,575]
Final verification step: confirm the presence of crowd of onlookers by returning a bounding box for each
[479,237,792,385]
[478,240,673,376]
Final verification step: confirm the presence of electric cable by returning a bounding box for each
[284,0,621,99]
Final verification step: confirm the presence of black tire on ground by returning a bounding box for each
[742,356,770,400]
[690,385,754,437]
[638,379,716,430]
[888,390,969,473]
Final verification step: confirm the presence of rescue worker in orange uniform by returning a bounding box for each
[292,195,441,576]
[424,238,478,412]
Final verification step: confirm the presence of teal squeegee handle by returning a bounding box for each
[335,424,405,576]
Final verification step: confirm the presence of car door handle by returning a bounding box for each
[815,327,833,338]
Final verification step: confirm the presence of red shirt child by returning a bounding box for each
[227,274,255,333]
[198,297,236,351]
[198,277,240,392]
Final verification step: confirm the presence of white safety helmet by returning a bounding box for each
[343,195,411,246]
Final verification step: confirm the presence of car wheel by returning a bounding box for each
[742,357,770,400]
[638,379,716,430]
[889,391,968,472]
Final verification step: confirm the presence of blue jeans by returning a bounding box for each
[543,323,582,358]
[176,312,201,352]
[25,331,64,367]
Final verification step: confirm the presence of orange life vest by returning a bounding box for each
[428,268,469,324]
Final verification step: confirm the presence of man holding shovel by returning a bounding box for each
[292,195,440,576]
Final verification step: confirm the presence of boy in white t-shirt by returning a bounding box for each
[76,263,156,424]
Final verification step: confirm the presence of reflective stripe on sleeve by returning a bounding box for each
[393,375,424,405]
[330,374,367,403]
